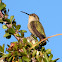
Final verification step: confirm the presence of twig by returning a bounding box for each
[29,34,62,50]
[0,10,23,42]
[0,11,4,19]
[4,20,22,41]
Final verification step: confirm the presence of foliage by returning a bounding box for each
[0,0,59,62]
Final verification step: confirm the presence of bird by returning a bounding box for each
[21,11,47,46]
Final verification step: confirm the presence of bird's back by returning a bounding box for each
[30,21,46,40]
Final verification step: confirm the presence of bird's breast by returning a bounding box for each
[28,23,36,36]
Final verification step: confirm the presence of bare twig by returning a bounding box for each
[29,34,62,50]
[13,34,21,41]
[0,11,4,19]
[0,1,1,3]
[4,22,12,28]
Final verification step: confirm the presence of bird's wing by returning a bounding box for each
[30,21,46,39]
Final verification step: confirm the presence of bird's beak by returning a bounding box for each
[21,11,30,15]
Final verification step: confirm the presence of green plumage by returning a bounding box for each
[30,21,46,40]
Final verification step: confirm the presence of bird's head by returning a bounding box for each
[21,11,39,22]
[29,14,39,21]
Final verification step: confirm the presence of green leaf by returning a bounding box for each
[19,59,22,62]
[52,58,59,62]
[27,42,32,47]
[18,42,23,49]
[49,54,53,61]
[21,32,24,38]
[0,45,4,53]
[2,44,5,53]
[4,33,11,37]
[23,38,27,43]
[41,47,45,52]
[22,56,30,62]
[44,53,49,62]
[22,30,27,33]
[19,30,27,38]
[16,25,21,30]
[8,56,13,62]
[4,3,6,7]
[5,19,11,23]
[23,47,27,55]
[36,54,39,61]
[32,50,37,57]
[20,52,26,56]
[36,56,42,62]
[15,34,21,37]
[38,57,43,62]
[2,44,4,49]
[8,28,15,34]
[20,30,27,33]
[14,44,18,50]
[0,3,6,10]
[12,21,16,27]
[13,51,18,56]
[46,49,51,54]
[3,53,11,58]
[2,25,7,29]
[10,16,14,22]
[0,19,4,23]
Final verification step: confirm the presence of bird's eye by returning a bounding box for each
[33,16,35,17]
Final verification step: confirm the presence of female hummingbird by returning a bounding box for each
[21,11,46,42]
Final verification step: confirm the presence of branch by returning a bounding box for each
[0,10,22,41]
[29,34,62,50]
[4,21,22,41]
[0,11,4,19]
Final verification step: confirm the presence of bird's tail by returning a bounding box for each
[40,38,47,46]
[38,39,46,51]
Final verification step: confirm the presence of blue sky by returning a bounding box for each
[0,0,62,61]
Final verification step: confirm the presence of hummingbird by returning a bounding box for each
[21,11,47,44]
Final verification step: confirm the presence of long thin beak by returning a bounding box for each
[21,11,30,15]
